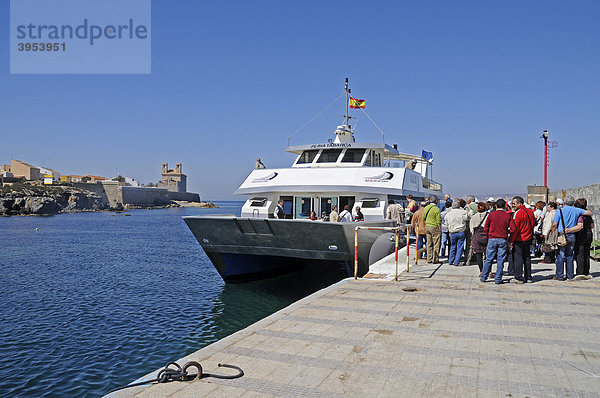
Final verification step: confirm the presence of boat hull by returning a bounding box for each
[183,216,395,282]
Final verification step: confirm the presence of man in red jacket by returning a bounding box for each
[480,198,517,284]
[510,196,536,283]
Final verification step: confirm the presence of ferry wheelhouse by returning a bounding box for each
[238,127,441,221]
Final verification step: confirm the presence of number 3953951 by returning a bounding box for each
[17,42,66,51]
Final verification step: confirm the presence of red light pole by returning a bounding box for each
[542,129,549,188]
[540,130,558,203]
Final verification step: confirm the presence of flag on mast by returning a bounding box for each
[421,150,433,162]
[349,96,365,109]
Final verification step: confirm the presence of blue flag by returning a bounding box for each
[421,150,433,161]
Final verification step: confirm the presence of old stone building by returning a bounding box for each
[3,160,41,180]
[158,162,187,193]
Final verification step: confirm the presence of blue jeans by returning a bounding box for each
[481,238,508,283]
[449,231,465,265]
[556,233,576,280]
[440,231,449,256]
[418,234,427,255]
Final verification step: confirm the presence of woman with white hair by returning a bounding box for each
[445,199,469,266]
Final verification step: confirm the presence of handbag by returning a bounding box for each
[472,213,489,248]
[541,242,556,253]
[557,208,567,247]
[542,228,558,252]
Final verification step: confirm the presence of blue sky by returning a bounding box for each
[1,0,599,200]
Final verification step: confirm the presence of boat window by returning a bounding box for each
[339,196,355,212]
[294,197,312,218]
[364,150,372,167]
[249,197,268,207]
[316,149,343,163]
[374,152,381,167]
[320,197,338,215]
[296,150,319,164]
[341,149,365,163]
[361,198,379,208]
[280,196,293,219]
[388,194,413,209]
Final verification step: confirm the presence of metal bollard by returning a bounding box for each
[394,229,399,281]
[354,227,358,279]
[415,225,419,265]
[406,226,410,273]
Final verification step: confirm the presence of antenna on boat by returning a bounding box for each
[345,78,349,126]
[332,78,355,144]
[344,77,352,128]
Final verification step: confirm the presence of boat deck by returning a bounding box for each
[109,258,600,397]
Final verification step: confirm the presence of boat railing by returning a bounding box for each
[422,177,443,191]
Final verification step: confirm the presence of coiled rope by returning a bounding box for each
[107,361,244,394]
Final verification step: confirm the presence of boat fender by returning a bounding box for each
[368,232,407,265]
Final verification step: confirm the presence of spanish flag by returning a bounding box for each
[349,96,365,109]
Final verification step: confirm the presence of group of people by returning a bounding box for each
[386,195,445,265]
[272,191,595,283]
[539,197,595,280]
[274,201,365,222]
[401,194,595,284]
[327,204,364,222]
[480,195,595,283]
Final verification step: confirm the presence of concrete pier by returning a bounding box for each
[110,256,600,397]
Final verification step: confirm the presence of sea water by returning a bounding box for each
[0,202,345,397]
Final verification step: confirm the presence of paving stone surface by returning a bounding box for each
[110,257,600,397]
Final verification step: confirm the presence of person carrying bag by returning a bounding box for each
[472,213,489,249]
[542,228,558,252]
[557,208,567,247]
[470,204,489,272]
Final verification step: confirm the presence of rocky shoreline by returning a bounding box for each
[1,184,109,216]
[0,184,216,216]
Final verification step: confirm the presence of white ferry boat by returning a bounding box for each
[184,80,443,281]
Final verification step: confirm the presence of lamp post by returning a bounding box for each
[542,129,549,188]
[541,129,549,203]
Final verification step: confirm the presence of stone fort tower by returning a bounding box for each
[158,162,187,192]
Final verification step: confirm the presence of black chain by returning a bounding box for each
[107,361,244,394]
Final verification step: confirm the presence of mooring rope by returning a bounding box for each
[107,361,244,394]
